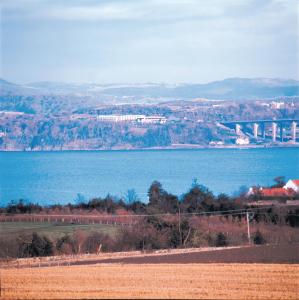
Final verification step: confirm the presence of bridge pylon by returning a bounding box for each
[253,123,259,139]
[291,121,297,142]
[272,122,277,142]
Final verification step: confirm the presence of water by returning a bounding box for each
[0,148,298,205]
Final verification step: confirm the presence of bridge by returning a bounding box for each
[220,119,298,142]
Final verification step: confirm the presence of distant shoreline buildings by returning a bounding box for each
[96,114,167,124]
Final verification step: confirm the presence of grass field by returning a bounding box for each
[0,222,119,240]
[2,263,298,299]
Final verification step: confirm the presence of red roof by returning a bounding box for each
[291,179,299,186]
[260,188,295,197]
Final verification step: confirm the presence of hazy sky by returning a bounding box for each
[1,0,298,84]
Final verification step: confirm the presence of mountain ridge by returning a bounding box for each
[1,77,298,101]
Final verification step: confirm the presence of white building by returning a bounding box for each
[284,179,299,193]
[271,101,285,109]
[138,116,167,124]
[0,111,24,116]
[97,114,167,124]
[97,115,145,122]
[235,136,250,145]
[209,141,224,146]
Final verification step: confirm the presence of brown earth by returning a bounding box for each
[70,243,299,265]
[2,244,298,270]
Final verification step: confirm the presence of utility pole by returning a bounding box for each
[246,211,251,244]
[177,199,182,246]
[178,206,182,246]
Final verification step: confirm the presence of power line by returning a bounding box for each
[108,205,291,218]
[252,212,299,217]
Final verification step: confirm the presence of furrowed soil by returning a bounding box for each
[94,243,299,264]
[2,243,298,269]
[2,264,298,299]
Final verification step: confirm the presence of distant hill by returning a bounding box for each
[96,78,299,100]
[0,79,41,95]
[1,77,298,101]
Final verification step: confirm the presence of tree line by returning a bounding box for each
[1,179,298,226]
[1,216,273,259]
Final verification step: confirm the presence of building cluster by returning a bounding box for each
[235,136,250,145]
[97,114,167,124]
[247,179,299,198]
[260,101,295,109]
[270,101,285,109]
[209,141,224,146]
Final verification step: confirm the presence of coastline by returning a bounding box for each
[1,143,298,152]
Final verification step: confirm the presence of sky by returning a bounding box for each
[1,0,298,84]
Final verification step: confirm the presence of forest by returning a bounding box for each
[1,97,298,150]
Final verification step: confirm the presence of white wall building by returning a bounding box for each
[97,114,167,124]
[138,116,167,124]
[235,136,250,145]
[284,179,299,193]
[97,115,145,122]
[271,101,285,109]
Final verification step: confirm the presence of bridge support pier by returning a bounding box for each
[222,119,298,143]
[291,121,297,142]
[260,123,266,139]
[272,122,277,142]
[235,124,242,135]
[253,123,259,139]
[279,124,284,142]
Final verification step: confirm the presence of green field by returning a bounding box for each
[0,222,119,240]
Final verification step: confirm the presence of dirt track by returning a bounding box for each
[74,243,299,265]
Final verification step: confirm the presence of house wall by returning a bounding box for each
[284,180,299,193]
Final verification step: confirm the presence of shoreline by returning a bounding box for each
[1,143,299,152]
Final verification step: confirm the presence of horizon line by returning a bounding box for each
[2,76,299,87]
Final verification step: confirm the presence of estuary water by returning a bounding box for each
[0,148,298,205]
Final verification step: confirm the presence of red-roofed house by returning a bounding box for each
[259,187,295,197]
[284,179,299,193]
[247,179,299,198]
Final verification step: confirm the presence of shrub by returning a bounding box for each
[18,232,54,257]
[190,230,210,247]
[215,232,228,247]
[84,232,115,253]
[56,235,75,254]
[253,230,266,245]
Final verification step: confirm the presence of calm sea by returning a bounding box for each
[0,148,298,205]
